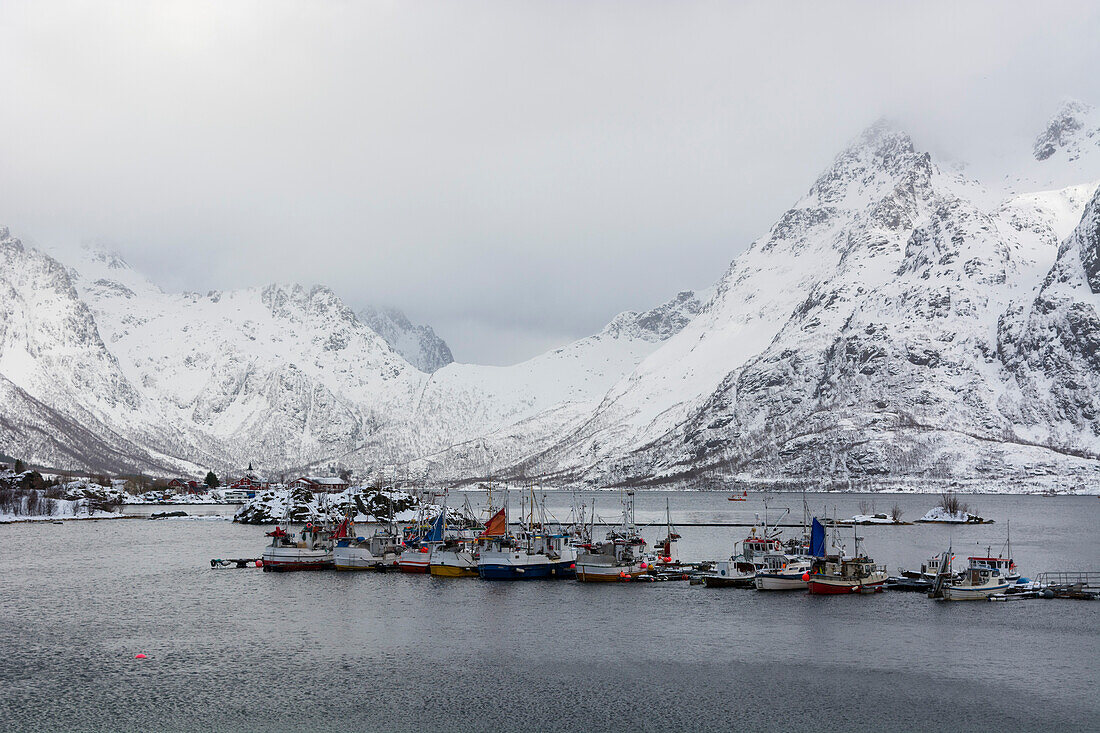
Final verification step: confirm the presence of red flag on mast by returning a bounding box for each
[335,516,352,539]
[479,508,506,537]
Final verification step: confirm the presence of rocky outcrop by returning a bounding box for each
[357,305,454,372]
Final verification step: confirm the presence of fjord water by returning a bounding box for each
[1,492,1097,733]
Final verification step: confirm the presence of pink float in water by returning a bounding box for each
[134,654,147,659]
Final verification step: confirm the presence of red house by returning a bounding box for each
[168,478,201,493]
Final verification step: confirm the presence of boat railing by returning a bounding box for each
[1034,571,1100,589]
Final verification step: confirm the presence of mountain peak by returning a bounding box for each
[601,290,707,343]
[80,244,134,272]
[357,306,454,372]
[806,120,930,208]
[1033,99,1098,162]
[0,226,23,252]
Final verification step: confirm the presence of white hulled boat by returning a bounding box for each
[940,561,1011,601]
[575,490,652,582]
[705,533,783,587]
[754,553,813,590]
[261,522,334,571]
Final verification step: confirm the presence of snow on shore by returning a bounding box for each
[916,506,991,523]
[0,475,129,523]
[233,486,459,525]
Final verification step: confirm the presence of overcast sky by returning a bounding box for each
[2,1,1099,364]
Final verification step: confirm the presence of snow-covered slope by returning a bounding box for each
[517,108,1100,488]
[999,185,1100,456]
[65,246,426,470]
[3,239,702,476]
[357,306,454,373]
[0,231,200,473]
[3,101,1099,489]
[991,99,1100,197]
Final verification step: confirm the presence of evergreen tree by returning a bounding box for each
[14,459,26,473]
[204,471,220,488]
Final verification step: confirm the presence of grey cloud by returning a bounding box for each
[1,0,1098,364]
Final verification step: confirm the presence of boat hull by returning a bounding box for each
[261,547,333,572]
[703,574,755,588]
[395,557,430,574]
[429,564,479,577]
[333,544,382,570]
[807,577,886,594]
[575,563,648,582]
[754,573,808,591]
[941,582,1010,601]
[478,561,576,580]
[428,548,479,577]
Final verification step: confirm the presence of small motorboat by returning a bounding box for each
[932,547,1014,601]
[261,523,334,571]
[429,539,480,577]
[575,490,652,582]
[728,490,748,502]
[754,553,813,590]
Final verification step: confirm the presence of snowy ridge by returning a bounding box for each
[3,235,702,478]
[2,101,1100,490]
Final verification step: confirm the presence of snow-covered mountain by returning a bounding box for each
[0,231,203,474]
[516,103,1100,488]
[1,235,703,478]
[356,306,454,373]
[1,101,1098,490]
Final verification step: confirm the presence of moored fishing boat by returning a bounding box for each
[477,487,577,580]
[704,533,783,587]
[575,490,651,582]
[478,530,577,579]
[806,518,887,594]
[261,523,334,571]
[753,553,812,590]
[395,511,446,573]
[429,538,480,577]
[333,533,400,570]
[940,562,1011,601]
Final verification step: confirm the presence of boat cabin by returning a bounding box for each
[968,556,1015,576]
[741,536,783,562]
[962,565,1002,586]
[920,554,947,576]
[758,553,804,573]
[814,554,882,581]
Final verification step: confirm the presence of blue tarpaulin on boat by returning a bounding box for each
[424,512,445,543]
[810,518,826,557]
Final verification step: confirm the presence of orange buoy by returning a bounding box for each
[801,572,810,582]
[134,654,147,659]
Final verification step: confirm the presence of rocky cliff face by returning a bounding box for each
[1033,100,1100,163]
[999,186,1100,457]
[357,306,454,373]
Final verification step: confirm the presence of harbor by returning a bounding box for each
[223,488,1095,604]
[2,490,1097,732]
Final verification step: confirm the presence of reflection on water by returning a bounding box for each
[1,492,1096,732]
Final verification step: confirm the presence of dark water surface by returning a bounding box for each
[2,492,1097,732]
